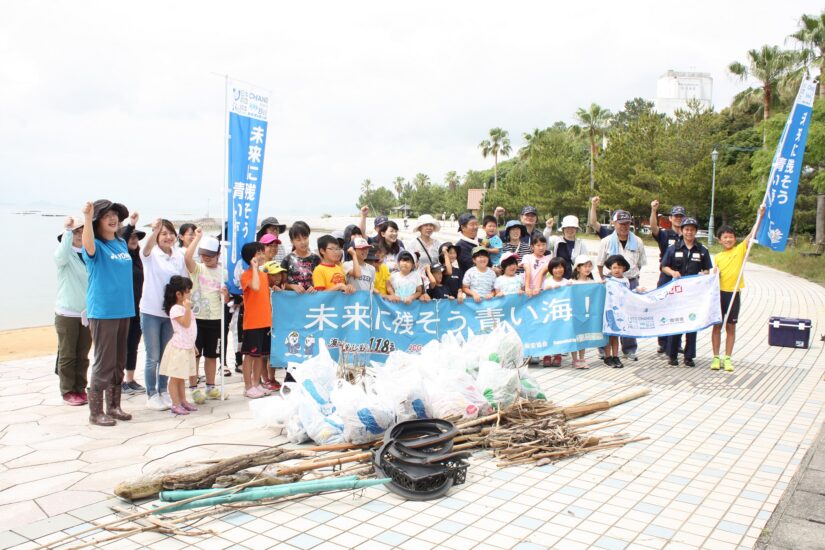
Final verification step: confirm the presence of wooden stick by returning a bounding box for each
[275,452,373,476]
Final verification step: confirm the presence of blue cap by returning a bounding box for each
[457,213,476,229]
[374,215,389,227]
[670,206,686,216]
[681,217,699,228]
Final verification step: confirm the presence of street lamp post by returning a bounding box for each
[708,148,718,247]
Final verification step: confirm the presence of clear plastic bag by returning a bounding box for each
[476,360,521,410]
[286,339,338,415]
[518,367,546,401]
[371,363,430,422]
[299,400,345,445]
[331,380,396,444]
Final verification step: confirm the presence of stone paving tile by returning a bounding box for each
[1,248,824,549]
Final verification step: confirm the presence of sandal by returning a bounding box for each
[223,367,232,377]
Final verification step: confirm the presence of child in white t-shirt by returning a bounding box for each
[462,247,496,302]
[494,252,523,296]
[387,251,422,304]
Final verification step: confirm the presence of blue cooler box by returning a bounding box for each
[768,317,812,349]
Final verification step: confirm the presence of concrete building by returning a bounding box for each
[654,70,713,117]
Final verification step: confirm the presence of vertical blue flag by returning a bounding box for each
[756,77,817,251]
[226,81,269,294]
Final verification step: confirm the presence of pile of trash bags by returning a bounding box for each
[249,323,546,446]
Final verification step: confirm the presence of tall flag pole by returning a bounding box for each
[219,74,229,399]
[225,80,270,294]
[723,76,817,324]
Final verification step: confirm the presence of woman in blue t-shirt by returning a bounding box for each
[81,200,135,426]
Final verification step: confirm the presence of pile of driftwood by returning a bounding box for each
[37,387,649,549]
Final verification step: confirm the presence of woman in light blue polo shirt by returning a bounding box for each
[81,200,135,426]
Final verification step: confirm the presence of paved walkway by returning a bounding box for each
[1,242,823,550]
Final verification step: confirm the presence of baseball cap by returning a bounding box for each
[365,244,380,261]
[261,261,285,275]
[198,236,221,256]
[572,255,592,269]
[471,245,489,257]
[612,210,632,224]
[429,261,445,272]
[352,237,371,249]
[499,251,519,265]
[670,206,687,216]
[521,206,538,216]
[457,213,476,229]
[681,217,699,228]
[561,215,579,230]
[374,215,389,227]
[397,250,416,263]
[259,233,281,245]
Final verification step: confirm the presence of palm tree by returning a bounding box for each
[444,171,460,192]
[728,45,801,121]
[519,128,543,159]
[393,177,405,200]
[361,178,372,194]
[574,104,612,190]
[479,128,512,190]
[791,10,825,99]
[412,173,430,190]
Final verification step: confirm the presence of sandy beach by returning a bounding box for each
[0,325,57,361]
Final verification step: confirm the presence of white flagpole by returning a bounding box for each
[220,74,229,400]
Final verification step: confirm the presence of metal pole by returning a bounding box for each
[220,75,229,400]
[708,150,717,247]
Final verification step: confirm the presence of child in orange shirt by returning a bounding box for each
[312,235,355,293]
[239,242,272,399]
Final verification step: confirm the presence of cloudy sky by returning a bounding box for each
[1,0,822,217]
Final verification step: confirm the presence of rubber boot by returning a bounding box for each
[88,388,116,426]
[106,385,132,421]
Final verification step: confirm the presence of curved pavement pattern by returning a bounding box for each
[0,240,822,550]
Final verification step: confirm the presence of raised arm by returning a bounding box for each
[748,204,767,240]
[55,217,75,266]
[184,227,203,274]
[649,199,661,237]
[143,219,162,257]
[81,202,95,257]
[588,196,602,234]
[358,205,369,237]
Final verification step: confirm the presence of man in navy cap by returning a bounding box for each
[660,217,713,367]
[650,200,686,353]
[500,206,545,244]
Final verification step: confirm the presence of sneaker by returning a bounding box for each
[574,359,589,370]
[170,404,189,416]
[206,387,222,400]
[146,393,169,411]
[542,355,553,367]
[723,356,734,372]
[710,357,721,371]
[684,358,696,367]
[603,355,613,366]
[181,401,198,412]
[244,386,265,399]
[623,352,638,362]
[63,392,82,406]
[668,356,679,366]
[223,367,232,377]
[77,390,88,405]
[235,366,243,374]
[127,381,146,394]
[656,345,665,354]
[266,379,282,392]
[121,382,137,395]
[191,389,206,404]
[551,355,563,367]
[160,392,173,408]
[257,384,272,396]
[613,357,624,369]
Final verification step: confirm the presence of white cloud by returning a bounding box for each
[1,0,820,216]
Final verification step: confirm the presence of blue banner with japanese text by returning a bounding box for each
[270,285,608,365]
[226,81,269,294]
[756,77,816,252]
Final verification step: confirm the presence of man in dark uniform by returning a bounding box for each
[660,217,713,367]
[650,200,686,353]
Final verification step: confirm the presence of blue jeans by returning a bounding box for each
[141,313,172,396]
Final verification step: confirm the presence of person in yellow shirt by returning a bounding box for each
[311,235,355,293]
[711,205,765,372]
[368,245,390,296]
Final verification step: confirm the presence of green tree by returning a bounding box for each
[728,45,801,121]
[479,127,512,190]
[791,10,825,99]
[612,98,661,130]
[519,128,544,159]
[573,103,613,190]
[412,173,431,190]
[356,186,396,216]
[444,171,460,192]
[360,178,372,194]
[393,176,405,200]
